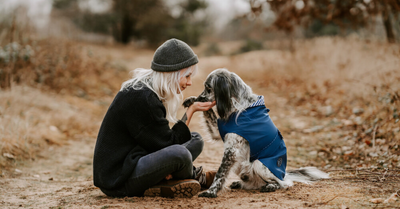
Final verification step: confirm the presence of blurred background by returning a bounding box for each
[1,0,399,47]
[0,1,400,207]
[1,0,399,180]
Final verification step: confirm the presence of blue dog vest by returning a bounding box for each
[217,96,287,180]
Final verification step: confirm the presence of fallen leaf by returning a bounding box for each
[304,125,324,133]
[369,153,379,157]
[352,107,364,115]
[309,151,317,155]
[344,151,354,156]
[384,193,398,204]
[3,153,15,159]
[370,198,384,204]
[49,125,59,132]
[341,119,353,126]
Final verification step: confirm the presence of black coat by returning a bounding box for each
[93,85,191,190]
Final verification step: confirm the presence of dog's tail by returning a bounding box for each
[283,167,329,186]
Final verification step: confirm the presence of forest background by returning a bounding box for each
[0,0,399,208]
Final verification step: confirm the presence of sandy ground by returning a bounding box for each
[2,108,392,209]
[1,40,399,209]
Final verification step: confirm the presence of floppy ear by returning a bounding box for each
[213,75,232,120]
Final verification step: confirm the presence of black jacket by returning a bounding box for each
[93,85,191,190]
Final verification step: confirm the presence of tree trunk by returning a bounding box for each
[0,69,11,89]
[120,14,133,44]
[381,3,395,43]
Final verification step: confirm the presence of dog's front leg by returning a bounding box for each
[202,108,221,140]
[198,147,236,198]
[199,135,238,198]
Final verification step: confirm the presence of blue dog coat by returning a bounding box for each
[217,96,287,180]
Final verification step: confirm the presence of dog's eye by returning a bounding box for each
[206,87,211,93]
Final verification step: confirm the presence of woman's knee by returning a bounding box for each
[168,145,192,164]
[191,132,204,151]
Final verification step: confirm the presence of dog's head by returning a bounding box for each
[199,68,254,121]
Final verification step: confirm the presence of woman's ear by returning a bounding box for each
[213,75,232,120]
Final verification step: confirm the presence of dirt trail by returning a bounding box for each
[0,119,332,209]
[0,121,318,209]
[1,42,398,209]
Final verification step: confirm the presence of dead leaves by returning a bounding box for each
[369,192,399,204]
[369,198,384,204]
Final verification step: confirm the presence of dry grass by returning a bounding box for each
[212,36,400,170]
[0,33,129,170]
[0,85,105,169]
[0,22,399,197]
[216,36,400,207]
[0,34,399,207]
[1,39,125,97]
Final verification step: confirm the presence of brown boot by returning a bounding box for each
[194,166,217,189]
[143,179,200,198]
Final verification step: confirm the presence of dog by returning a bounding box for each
[183,68,329,198]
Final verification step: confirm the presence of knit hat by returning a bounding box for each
[151,38,198,72]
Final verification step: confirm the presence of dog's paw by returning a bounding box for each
[194,95,210,103]
[229,181,242,189]
[240,173,250,182]
[183,96,197,108]
[260,184,278,193]
[198,190,217,198]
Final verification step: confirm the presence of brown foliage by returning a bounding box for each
[216,37,399,171]
[257,38,400,170]
[0,39,124,98]
[0,24,127,169]
[252,0,400,42]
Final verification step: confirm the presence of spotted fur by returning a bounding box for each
[183,68,329,198]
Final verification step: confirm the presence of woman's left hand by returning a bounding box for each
[185,101,216,126]
[190,101,216,113]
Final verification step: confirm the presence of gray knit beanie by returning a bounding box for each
[151,38,198,72]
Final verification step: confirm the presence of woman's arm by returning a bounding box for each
[185,101,216,126]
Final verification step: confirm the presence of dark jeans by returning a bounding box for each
[101,132,204,197]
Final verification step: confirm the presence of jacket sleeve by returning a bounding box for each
[126,91,192,153]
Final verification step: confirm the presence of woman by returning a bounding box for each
[93,38,216,198]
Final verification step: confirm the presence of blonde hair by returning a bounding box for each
[121,64,198,123]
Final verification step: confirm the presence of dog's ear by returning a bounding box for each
[213,74,232,120]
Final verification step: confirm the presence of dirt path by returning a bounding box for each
[0,93,390,209]
[0,125,313,209]
[1,42,398,209]
[0,120,331,209]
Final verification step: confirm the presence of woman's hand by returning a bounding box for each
[190,101,216,112]
[185,101,216,126]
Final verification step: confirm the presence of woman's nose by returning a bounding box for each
[187,77,192,86]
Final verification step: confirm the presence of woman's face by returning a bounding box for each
[178,69,193,93]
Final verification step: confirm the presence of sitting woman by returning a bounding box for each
[93,38,216,198]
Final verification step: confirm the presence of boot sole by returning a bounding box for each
[144,180,200,198]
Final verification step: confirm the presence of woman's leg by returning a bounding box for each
[102,133,204,197]
[124,145,194,196]
[182,132,204,161]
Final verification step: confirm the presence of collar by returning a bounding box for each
[248,95,264,108]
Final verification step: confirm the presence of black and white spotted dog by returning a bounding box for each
[183,68,329,198]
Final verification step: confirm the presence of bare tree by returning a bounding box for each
[249,0,400,43]
[112,0,172,45]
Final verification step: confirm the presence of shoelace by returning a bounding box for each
[195,166,207,185]
[198,172,206,185]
